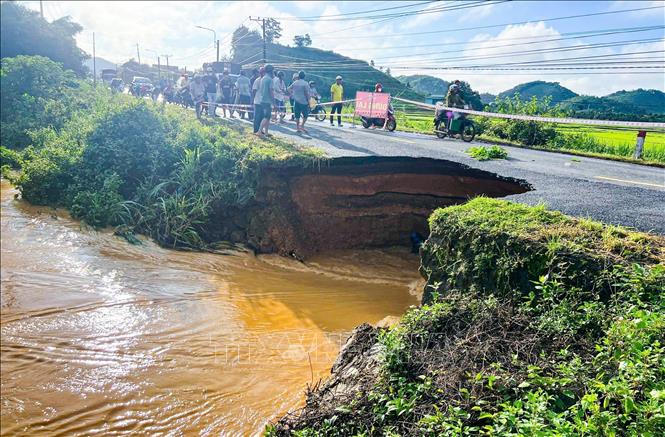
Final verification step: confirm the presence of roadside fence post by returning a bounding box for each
[633,130,646,159]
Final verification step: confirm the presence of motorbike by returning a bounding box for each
[309,97,327,122]
[361,107,397,132]
[175,88,193,108]
[434,104,475,142]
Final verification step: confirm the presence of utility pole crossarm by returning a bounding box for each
[249,16,267,64]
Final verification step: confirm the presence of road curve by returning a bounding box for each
[233,117,665,234]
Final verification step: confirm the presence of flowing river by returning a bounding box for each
[0,179,421,436]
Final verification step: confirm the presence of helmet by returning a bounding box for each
[335,75,342,80]
[309,81,315,86]
[375,83,383,92]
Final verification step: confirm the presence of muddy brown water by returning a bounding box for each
[0,179,421,436]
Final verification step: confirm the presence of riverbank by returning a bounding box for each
[271,199,665,435]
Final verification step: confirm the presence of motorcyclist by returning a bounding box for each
[445,80,465,109]
[309,81,320,100]
[373,83,393,130]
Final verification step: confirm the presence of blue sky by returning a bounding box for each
[20,1,665,95]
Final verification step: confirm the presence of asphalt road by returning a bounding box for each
[234,117,665,234]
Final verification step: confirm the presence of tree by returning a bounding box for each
[370,60,375,67]
[385,67,391,76]
[0,55,79,149]
[264,18,282,43]
[0,2,88,76]
[458,81,483,110]
[293,34,312,48]
[230,25,262,62]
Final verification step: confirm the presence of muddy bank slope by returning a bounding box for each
[271,199,665,436]
[206,156,530,258]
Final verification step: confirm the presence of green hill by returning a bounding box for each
[603,89,665,114]
[396,74,449,96]
[231,31,422,102]
[480,92,496,105]
[498,81,578,104]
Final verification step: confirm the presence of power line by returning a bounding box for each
[308,0,508,37]
[273,1,437,20]
[313,5,665,39]
[375,36,665,65]
[338,25,664,52]
[278,0,498,22]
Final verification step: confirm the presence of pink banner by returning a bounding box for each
[354,92,390,118]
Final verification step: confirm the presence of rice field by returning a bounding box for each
[334,103,665,164]
[554,125,665,163]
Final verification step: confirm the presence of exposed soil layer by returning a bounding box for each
[209,156,530,258]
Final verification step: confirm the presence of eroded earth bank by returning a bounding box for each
[206,156,531,258]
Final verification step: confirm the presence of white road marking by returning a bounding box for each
[594,176,665,188]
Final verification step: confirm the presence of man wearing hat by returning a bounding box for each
[330,75,344,127]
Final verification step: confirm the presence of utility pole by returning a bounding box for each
[92,32,96,86]
[249,17,267,63]
[39,0,44,18]
[216,40,220,62]
[136,43,141,65]
[157,56,161,82]
[162,54,172,83]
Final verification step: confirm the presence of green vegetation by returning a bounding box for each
[2,55,320,249]
[0,2,88,76]
[466,145,508,161]
[1,55,83,150]
[274,198,665,436]
[498,81,578,104]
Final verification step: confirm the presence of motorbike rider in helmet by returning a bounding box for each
[373,83,394,130]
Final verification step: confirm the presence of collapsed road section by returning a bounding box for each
[204,156,531,258]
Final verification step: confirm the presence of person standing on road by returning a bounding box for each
[218,70,234,118]
[189,75,206,119]
[273,71,287,123]
[252,66,265,134]
[258,64,275,137]
[204,69,217,117]
[330,75,344,127]
[288,70,311,134]
[290,72,299,121]
[249,68,259,121]
[234,70,252,119]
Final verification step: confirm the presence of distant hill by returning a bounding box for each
[480,93,496,105]
[560,89,665,119]
[84,57,117,76]
[603,89,665,114]
[232,40,423,101]
[397,75,449,96]
[498,81,578,104]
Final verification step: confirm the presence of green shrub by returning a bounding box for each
[8,55,321,248]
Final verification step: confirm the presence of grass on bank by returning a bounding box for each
[272,198,665,436]
[1,55,323,250]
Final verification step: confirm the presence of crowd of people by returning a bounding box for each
[176,65,350,138]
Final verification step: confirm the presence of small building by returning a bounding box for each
[425,94,446,105]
